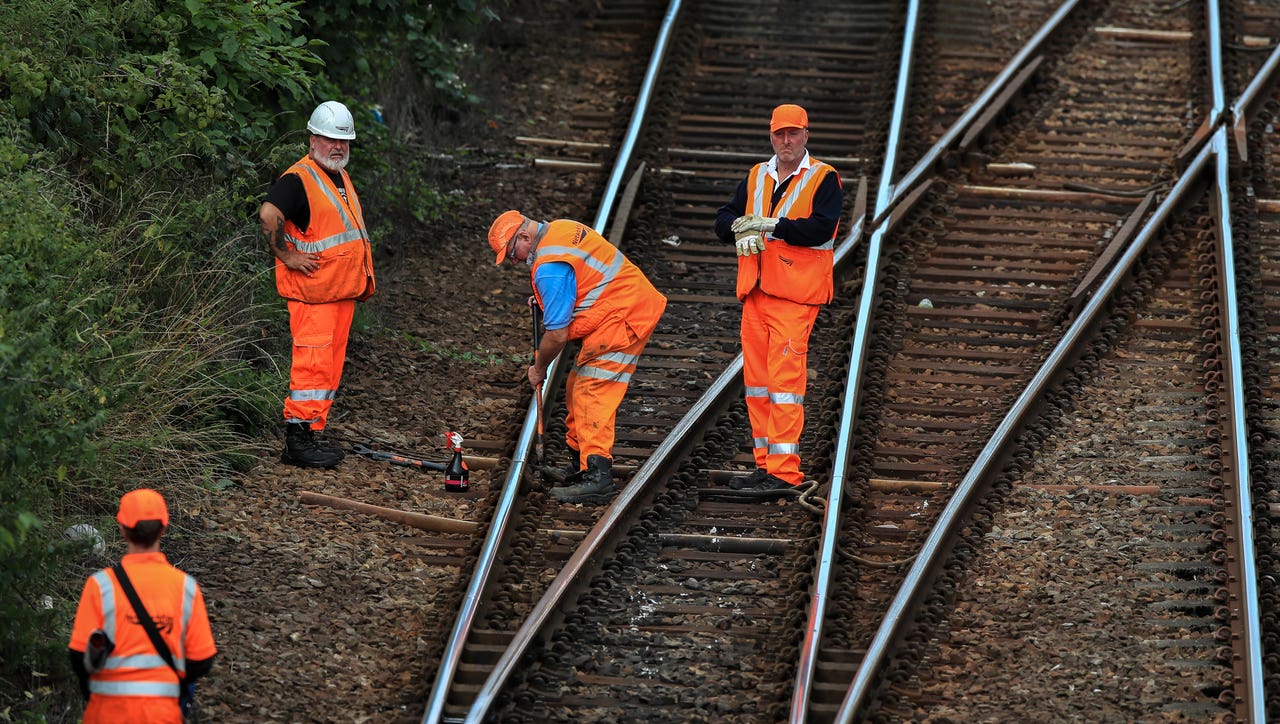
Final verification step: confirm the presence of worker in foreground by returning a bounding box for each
[714,103,843,493]
[489,210,667,504]
[259,100,377,469]
[69,489,217,722]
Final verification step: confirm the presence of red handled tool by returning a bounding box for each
[351,432,470,492]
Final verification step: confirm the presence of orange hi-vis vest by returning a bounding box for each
[274,155,376,304]
[736,159,838,305]
[529,220,666,340]
[71,553,216,705]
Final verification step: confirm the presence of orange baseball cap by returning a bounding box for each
[770,104,809,133]
[117,488,169,527]
[488,210,525,265]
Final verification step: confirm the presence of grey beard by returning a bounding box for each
[317,155,348,173]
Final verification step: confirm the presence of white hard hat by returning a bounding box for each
[307,101,356,140]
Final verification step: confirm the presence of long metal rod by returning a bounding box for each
[790,1,919,719]
[420,3,682,721]
[1211,126,1266,723]
[591,0,683,234]
[834,135,1217,724]
[1206,0,1264,713]
[1206,0,1226,128]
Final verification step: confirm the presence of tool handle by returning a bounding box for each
[352,444,446,473]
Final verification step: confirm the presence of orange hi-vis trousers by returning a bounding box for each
[284,298,355,431]
[562,313,652,469]
[741,289,819,486]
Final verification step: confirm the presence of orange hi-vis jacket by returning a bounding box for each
[736,159,838,305]
[70,552,216,722]
[530,220,666,340]
[274,154,376,304]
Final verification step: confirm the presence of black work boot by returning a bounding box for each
[549,454,617,504]
[728,468,769,490]
[542,453,582,483]
[310,428,346,462]
[281,422,343,469]
[729,467,792,492]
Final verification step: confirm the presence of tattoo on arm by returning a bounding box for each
[268,218,289,254]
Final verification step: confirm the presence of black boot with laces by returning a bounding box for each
[549,454,617,504]
[281,422,343,469]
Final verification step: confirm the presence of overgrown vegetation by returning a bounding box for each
[0,0,496,717]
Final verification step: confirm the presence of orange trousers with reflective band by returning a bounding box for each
[562,313,652,468]
[284,298,354,431]
[741,289,819,486]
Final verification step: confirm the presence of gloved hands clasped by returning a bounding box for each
[731,214,779,234]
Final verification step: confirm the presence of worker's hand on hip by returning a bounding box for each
[282,250,320,275]
[735,216,779,234]
[735,231,764,256]
[528,364,546,389]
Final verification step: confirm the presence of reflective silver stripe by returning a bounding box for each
[770,392,804,405]
[752,436,769,448]
[597,351,640,366]
[749,165,770,215]
[285,163,368,253]
[289,389,336,402]
[294,165,358,233]
[745,386,769,399]
[538,242,624,316]
[105,654,169,670]
[91,571,117,641]
[178,575,196,668]
[576,365,632,384]
[286,228,365,254]
[285,415,320,425]
[773,163,825,219]
[89,680,180,698]
[769,442,800,455]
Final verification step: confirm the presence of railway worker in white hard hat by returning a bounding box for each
[714,103,843,493]
[259,101,377,469]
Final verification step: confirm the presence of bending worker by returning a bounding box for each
[489,210,667,505]
[69,489,217,722]
[260,100,376,469]
[714,103,842,492]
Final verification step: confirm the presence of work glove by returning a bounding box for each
[733,215,779,234]
[735,229,765,256]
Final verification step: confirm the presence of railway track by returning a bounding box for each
[411,1,1278,722]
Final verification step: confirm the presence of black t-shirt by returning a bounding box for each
[264,168,347,233]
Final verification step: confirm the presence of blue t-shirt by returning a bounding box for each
[534,262,576,330]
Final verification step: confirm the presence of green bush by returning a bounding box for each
[0,0,498,716]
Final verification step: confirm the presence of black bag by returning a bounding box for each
[84,629,114,673]
[112,564,195,720]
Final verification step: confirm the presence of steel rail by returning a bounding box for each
[828,16,1280,712]
[1210,125,1266,724]
[1228,43,1280,162]
[792,0,1088,718]
[591,1,682,234]
[1204,4,1264,717]
[833,20,1280,710]
[828,2,1280,716]
[870,0,1081,231]
[790,0,919,720]
[835,127,1219,724]
[420,2,683,721]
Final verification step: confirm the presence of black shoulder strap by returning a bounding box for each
[112,563,183,679]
